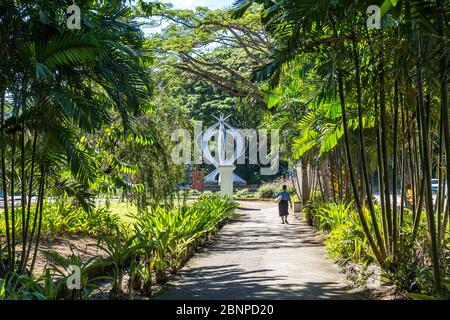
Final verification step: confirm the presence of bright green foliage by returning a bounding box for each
[96,227,140,298]
[257,184,277,199]
[235,189,258,199]
[41,250,111,300]
[129,194,237,284]
[143,5,291,184]
[1,0,153,277]
[305,200,375,265]
[86,107,186,210]
[257,179,295,199]
[234,0,450,298]
[42,206,120,237]
[315,202,354,232]
[0,274,48,300]
[0,197,121,239]
[325,221,373,266]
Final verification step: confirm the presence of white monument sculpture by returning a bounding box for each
[201,115,246,199]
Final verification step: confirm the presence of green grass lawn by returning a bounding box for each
[102,199,198,224]
[97,201,138,223]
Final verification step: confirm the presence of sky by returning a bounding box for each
[160,0,235,10]
[144,0,236,34]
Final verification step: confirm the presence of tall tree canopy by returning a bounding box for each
[0,0,155,276]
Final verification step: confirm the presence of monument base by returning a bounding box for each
[218,165,235,200]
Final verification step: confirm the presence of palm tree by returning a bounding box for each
[0,0,152,277]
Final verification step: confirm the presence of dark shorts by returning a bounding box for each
[278,200,289,216]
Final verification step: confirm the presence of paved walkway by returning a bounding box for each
[156,201,364,300]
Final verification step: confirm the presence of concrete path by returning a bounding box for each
[156,201,365,300]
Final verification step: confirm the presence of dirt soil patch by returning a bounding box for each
[33,236,108,276]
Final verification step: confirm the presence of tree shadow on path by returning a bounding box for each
[156,265,364,300]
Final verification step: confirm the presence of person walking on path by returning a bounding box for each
[277,185,292,224]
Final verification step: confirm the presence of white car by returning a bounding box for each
[431,179,448,195]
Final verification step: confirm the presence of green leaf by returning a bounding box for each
[381,0,399,16]
[407,293,435,300]
[267,94,281,109]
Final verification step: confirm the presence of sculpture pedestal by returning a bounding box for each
[218,165,235,200]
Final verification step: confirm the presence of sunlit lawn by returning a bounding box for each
[99,199,198,223]
[96,201,138,223]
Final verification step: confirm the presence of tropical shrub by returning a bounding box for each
[0,274,48,300]
[325,220,374,266]
[0,249,109,300]
[303,194,327,226]
[235,189,258,199]
[304,199,375,266]
[315,202,353,231]
[257,179,295,199]
[236,188,250,196]
[1,195,237,300]
[257,184,277,198]
[129,195,237,291]
[42,249,110,300]
[388,227,450,298]
[44,206,120,237]
[0,198,121,239]
[96,227,140,299]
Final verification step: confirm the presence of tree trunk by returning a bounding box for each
[10,132,16,272]
[392,80,399,254]
[1,91,12,273]
[29,167,46,274]
[337,69,385,266]
[375,86,389,250]
[438,0,449,248]
[352,38,386,258]
[416,30,442,296]
[301,159,310,204]
[379,46,393,252]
